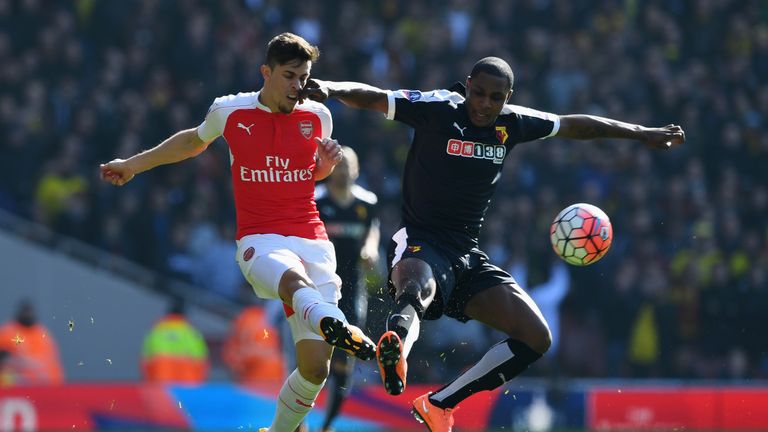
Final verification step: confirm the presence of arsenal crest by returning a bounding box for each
[243,246,255,261]
[299,120,313,139]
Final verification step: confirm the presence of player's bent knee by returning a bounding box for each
[525,319,552,354]
[538,325,553,354]
[399,279,435,304]
[502,313,552,354]
[392,258,435,299]
[297,362,330,385]
[296,340,332,384]
[393,288,430,317]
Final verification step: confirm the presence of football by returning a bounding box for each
[550,203,613,266]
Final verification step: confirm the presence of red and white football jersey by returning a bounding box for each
[197,91,332,240]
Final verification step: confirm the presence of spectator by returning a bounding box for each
[222,303,285,383]
[141,297,209,384]
[33,153,87,228]
[0,300,64,385]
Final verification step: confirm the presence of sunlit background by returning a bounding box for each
[1,0,766,431]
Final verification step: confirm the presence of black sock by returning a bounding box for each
[388,295,421,340]
[429,338,542,409]
[322,357,354,429]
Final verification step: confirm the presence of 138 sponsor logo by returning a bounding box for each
[446,139,506,164]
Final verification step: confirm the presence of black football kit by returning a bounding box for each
[385,84,560,321]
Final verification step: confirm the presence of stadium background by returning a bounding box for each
[1,0,767,430]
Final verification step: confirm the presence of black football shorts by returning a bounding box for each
[386,226,517,322]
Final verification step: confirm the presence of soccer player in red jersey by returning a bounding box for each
[302,57,684,431]
[100,33,375,432]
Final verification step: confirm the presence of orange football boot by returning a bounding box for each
[376,330,407,395]
[411,393,457,432]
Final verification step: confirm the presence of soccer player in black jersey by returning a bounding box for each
[301,57,685,431]
[315,147,380,432]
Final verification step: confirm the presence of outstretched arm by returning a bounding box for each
[557,115,685,149]
[301,79,388,114]
[100,128,212,186]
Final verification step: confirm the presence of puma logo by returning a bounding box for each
[237,122,254,135]
[453,122,467,137]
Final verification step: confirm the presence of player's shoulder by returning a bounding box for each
[392,89,465,106]
[351,184,378,205]
[295,99,331,118]
[500,103,558,121]
[209,92,259,112]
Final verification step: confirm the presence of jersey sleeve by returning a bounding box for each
[197,98,228,142]
[506,104,561,142]
[316,103,333,139]
[385,89,463,129]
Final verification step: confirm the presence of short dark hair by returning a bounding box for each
[469,57,515,90]
[265,33,319,68]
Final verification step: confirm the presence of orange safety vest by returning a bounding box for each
[0,322,64,385]
[223,306,285,382]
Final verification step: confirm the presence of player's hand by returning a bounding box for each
[300,78,330,103]
[313,137,343,180]
[316,137,343,165]
[643,124,685,150]
[99,159,136,186]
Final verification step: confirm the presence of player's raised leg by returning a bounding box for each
[280,269,374,360]
[238,236,374,429]
[414,282,550,423]
[238,242,339,432]
[237,236,375,361]
[378,257,435,395]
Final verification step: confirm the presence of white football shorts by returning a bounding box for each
[236,233,342,343]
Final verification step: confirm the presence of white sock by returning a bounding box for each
[292,287,346,335]
[270,369,325,432]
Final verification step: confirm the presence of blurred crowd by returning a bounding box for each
[1,0,767,381]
